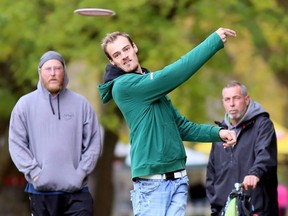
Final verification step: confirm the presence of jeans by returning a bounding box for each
[130,176,189,216]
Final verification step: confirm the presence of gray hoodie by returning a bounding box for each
[224,99,266,133]
[9,51,102,192]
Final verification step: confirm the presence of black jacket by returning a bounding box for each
[206,100,278,216]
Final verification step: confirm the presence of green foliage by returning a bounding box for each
[1,0,288,132]
[0,89,16,119]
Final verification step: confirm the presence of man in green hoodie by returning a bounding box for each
[98,27,237,216]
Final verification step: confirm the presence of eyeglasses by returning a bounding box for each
[42,66,63,73]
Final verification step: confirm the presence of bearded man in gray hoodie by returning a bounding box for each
[9,51,102,216]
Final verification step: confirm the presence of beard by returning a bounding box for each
[44,81,64,95]
[116,61,139,73]
[48,86,62,95]
[228,111,243,122]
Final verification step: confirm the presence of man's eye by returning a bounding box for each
[55,66,62,71]
[44,67,52,72]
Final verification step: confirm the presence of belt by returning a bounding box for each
[139,170,187,180]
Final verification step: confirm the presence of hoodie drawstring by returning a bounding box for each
[49,94,55,115]
[49,94,61,120]
[57,95,61,120]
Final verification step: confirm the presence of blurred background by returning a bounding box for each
[0,0,288,215]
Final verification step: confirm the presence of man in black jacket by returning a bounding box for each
[206,81,278,216]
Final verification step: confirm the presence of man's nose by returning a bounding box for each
[121,52,129,59]
[228,99,235,106]
[50,69,56,75]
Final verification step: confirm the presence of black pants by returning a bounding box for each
[29,192,93,216]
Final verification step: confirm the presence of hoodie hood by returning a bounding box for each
[98,64,124,104]
[224,99,267,130]
[98,80,114,104]
[37,51,69,119]
[98,64,149,104]
[104,64,126,83]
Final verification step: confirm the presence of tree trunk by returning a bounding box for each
[92,128,118,216]
[0,125,12,188]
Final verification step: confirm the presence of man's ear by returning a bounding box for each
[245,95,250,107]
[109,59,115,65]
[133,42,138,53]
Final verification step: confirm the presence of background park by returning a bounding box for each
[0,0,288,215]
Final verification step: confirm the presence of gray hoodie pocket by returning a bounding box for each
[33,163,84,192]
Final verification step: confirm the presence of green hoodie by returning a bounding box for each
[98,32,224,179]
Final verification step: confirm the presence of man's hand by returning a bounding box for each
[216,27,237,43]
[219,129,237,148]
[242,175,260,190]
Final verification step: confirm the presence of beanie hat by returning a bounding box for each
[38,51,65,69]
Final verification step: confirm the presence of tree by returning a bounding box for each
[1,0,288,215]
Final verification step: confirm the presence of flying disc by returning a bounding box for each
[74,8,116,16]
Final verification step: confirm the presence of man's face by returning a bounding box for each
[222,86,250,125]
[40,59,65,95]
[106,36,141,73]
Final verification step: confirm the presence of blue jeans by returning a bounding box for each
[130,176,189,216]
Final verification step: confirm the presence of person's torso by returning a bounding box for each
[211,115,278,215]
[112,78,186,178]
